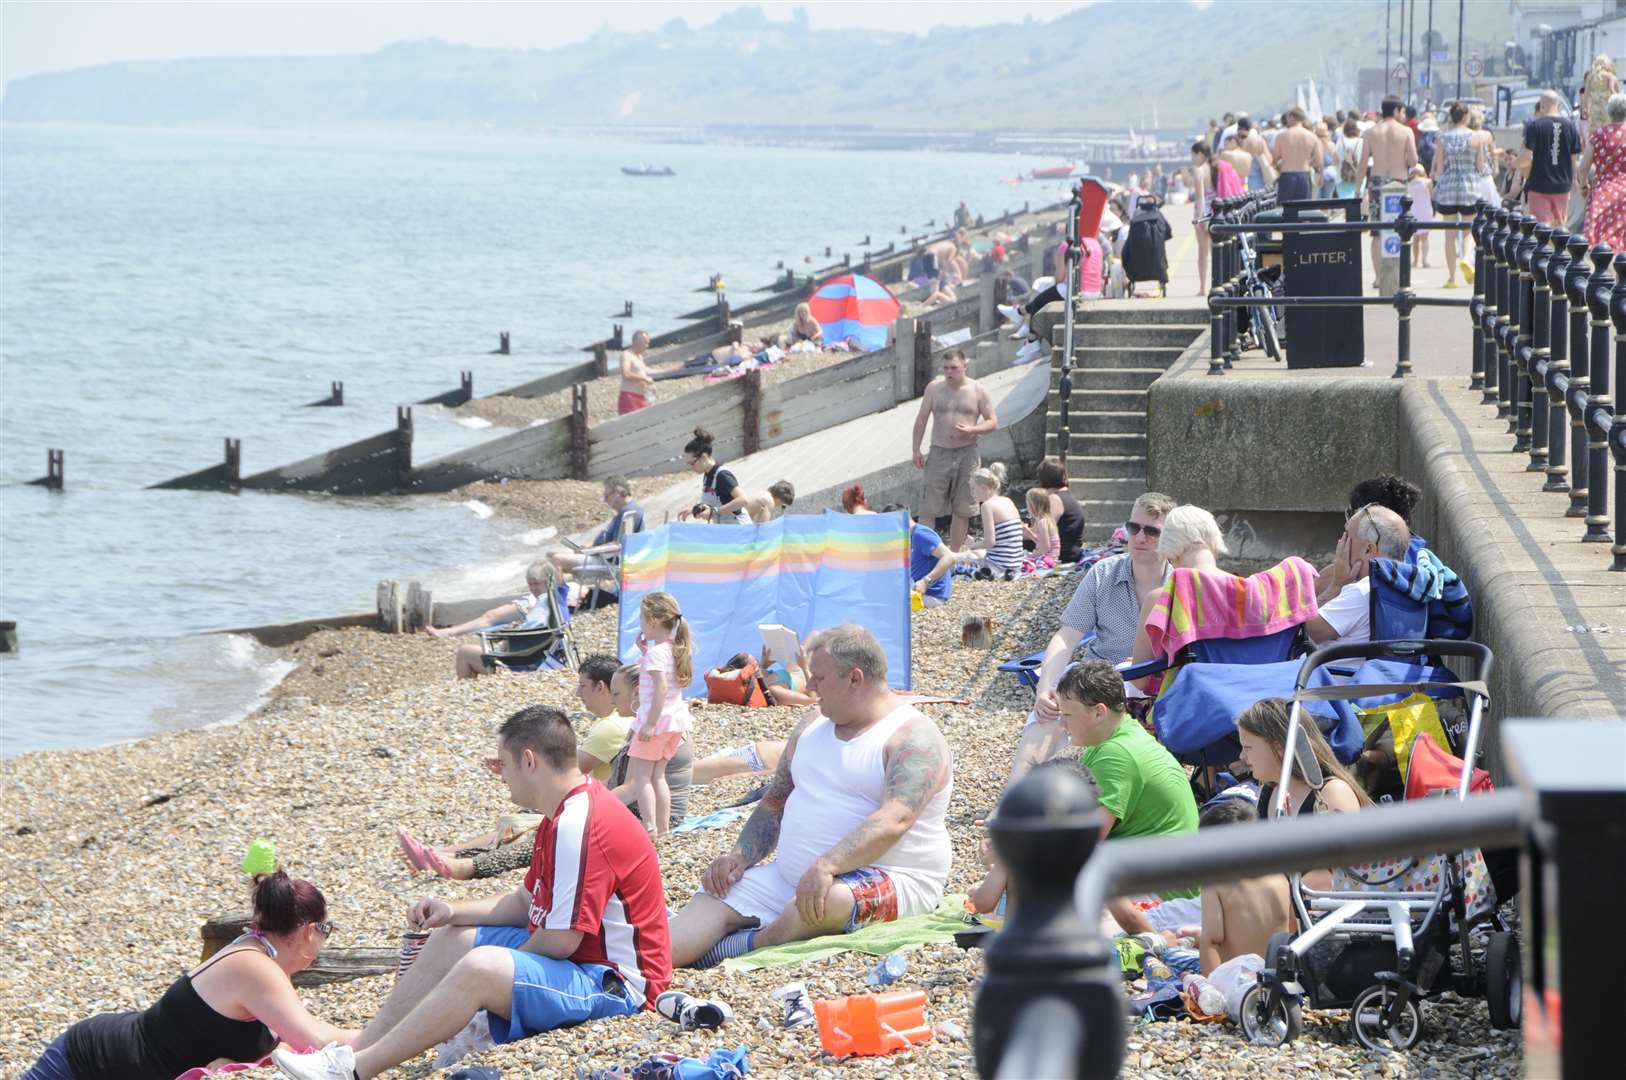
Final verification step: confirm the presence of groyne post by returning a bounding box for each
[33,449,65,492]
[611,324,625,350]
[913,317,933,398]
[742,369,763,456]
[593,343,609,378]
[0,621,15,653]
[715,292,730,333]
[224,439,242,490]
[498,332,510,355]
[305,381,344,407]
[459,370,473,405]
[1565,235,1593,518]
[377,580,404,633]
[395,407,414,492]
[570,385,589,481]
[1545,231,1573,493]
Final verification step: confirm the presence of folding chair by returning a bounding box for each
[480,585,580,672]
[576,508,641,610]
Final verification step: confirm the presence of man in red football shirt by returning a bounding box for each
[274,706,670,1080]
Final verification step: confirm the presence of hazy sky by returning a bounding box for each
[1,1,1104,85]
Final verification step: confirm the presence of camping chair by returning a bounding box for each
[576,508,641,610]
[996,634,1097,696]
[479,585,580,673]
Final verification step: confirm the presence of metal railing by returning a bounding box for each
[1471,204,1626,569]
[1205,190,1473,378]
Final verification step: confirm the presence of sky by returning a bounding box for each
[0,0,1113,85]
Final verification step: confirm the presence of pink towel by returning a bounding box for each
[176,1057,273,1080]
[1144,556,1320,661]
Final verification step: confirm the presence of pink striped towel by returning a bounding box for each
[1144,556,1321,661]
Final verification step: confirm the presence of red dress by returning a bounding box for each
[1584,123,1626,251]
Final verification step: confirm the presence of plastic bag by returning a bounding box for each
[1208,953,1265,1023]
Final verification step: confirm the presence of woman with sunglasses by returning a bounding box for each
[23,870,355,1080]
[1014,491,1177,780]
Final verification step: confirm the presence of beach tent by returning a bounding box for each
[617,511,912,695]
[807,274,902,352]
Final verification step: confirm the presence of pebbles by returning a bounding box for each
[0,573,1524,1078]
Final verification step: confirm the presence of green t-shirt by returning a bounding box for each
[1081,714,1200,898]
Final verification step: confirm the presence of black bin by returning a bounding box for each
[1266,202,1365,368]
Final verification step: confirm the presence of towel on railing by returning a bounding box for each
[1144,556,1321,662]
[1370,553,1474,640]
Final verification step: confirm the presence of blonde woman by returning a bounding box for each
[1467,108,1501,207]
[958,462,1023,579]
[1583,54,1621,135]
[790,302,823,348]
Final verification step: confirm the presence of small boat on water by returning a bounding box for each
[621,164,675,177]
[1030,164,1076,179]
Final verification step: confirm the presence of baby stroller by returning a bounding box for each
[1121,195,1173,297]
[1239,639,1520,1052]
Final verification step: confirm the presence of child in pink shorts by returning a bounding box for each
[628,591,693,836]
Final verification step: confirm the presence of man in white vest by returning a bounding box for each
[666,625,954,968]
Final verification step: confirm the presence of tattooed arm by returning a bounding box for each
[700,710,815,898]
[819,715,952,876]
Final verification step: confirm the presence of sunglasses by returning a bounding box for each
[315,920,337,937]
[1124,520,1163,539]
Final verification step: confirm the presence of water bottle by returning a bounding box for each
[864,952,908,987]
[1182,972,1227,1016]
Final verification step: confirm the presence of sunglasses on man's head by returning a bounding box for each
[1124,521,1163,539]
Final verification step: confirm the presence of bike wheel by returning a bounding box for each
[1250,286,1282,362]
[1350,984,1424,1051]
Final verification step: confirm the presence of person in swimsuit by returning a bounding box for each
[911,350,997,551]
[24,870,353,1080]
[617,331,655,414]
[789,303,823,348]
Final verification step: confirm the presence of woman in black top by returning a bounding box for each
[1030,459,1086,563]
[679,427,747,523]
[24,870,354,1080]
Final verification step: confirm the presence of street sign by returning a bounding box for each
[1466,57,1484,77]
[1392,62,1410,81]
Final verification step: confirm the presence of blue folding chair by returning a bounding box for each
[997,634,1097,694]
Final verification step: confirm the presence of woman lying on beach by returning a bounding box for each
[23,870,354,1080]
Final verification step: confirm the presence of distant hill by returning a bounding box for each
[2,1,1514,132]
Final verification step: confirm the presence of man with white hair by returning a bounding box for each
[666,625,954,968]
[1521,89,1581,227]
[1307,504,1411,647]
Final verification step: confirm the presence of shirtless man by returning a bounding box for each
[717,479,795,523]
[618,330,654,414]
[1190,799,1293,974]
[1358,96,1419,282]
[1272,107,1322,204]
[1239,118,1272,191]
[911,349,997,551]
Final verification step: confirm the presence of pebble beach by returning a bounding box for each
[0,558,1523,1078]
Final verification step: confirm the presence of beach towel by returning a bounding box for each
[1370,553,1474,640]
[720,894,966,972]
[176,1055,275,1079]
[673,806,750,833]
[1143,557,1320,662]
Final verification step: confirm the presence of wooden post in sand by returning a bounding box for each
[223,438,242,490]
[742,369,763,456]
[498,332,510,355]
[569,384,590,480]
[913,317,934,398]
[715,292,731,333]
[377,580,404,633]
[404,581,432,632]
[593,342,609,378]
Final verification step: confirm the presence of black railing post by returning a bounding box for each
[1470,204,1489,390]
[1587,255,1623,545]
[1526,222,1554,467]
[1611,260,1626,566]
[1545,230,1573,492]
[1582,245,1616,533]
[1208,200,1227,375]
[1509,214,1535,438]
[1489,209,1512,411]
[1566,236,1594,517]
[1394,195,1415,378]
[1498,211,1521,422]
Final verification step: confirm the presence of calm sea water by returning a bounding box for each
[1,124,1042,754]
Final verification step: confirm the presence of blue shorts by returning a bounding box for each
[21,1035,74,1080]
[473,926,641,1043]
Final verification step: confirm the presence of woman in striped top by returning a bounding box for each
[963,463,1025,579]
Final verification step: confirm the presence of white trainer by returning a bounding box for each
[996,303,1020,323]
[273,1042,356,1080]
[1015,340,1045,365]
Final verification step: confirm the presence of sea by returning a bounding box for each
[1,124,1058,755]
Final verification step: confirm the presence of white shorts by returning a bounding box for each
[705,862,944,927]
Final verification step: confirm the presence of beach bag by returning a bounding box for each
[705,658,770,708]
[1357,692,1453,783]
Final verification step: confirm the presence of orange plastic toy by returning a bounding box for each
[813,990,934,1057]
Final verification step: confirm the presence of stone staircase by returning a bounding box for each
[1039,306,1207,541]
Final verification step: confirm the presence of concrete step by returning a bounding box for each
[1076,305,1210,325]
[1068,455,1148,480]
[1053,367,1163,392]
[1055,346,1185,370]
[1046,409,1147,434]
[1076,498,1137,535]
[1069,476,1146,503]
[1052,324,1205,348]
[1046,388,1147,413]
[1046,432,1147,459]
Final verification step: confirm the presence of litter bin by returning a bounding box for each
[1268,204,1366,368]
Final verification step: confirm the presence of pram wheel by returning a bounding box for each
[1350,985,1423,1051]
[1239,983,1303,1047]
[1484,931,1522,1030]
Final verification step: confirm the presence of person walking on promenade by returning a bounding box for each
[1522,90,1582,228]
[1431,101,1485,287]
[1357,96,1419,287]
[1581,54,1620,138]
[1272,107,1321,204]
[1580,94,1626,250]
[618,330,655,415]
[626,591,694,838]
[911,349,996,552]
[1239,118,1274,192]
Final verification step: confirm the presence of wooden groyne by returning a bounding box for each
[148,200,1063,496]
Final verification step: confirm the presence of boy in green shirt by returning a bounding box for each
[1057,660,1200,933]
